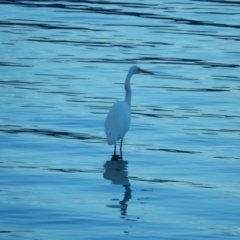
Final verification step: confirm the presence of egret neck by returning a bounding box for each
[124,69,133,107]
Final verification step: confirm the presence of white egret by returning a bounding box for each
[105,65,154,154]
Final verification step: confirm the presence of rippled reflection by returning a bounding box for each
[103,157,132,216]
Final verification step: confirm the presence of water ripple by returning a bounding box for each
[0,126,102,142]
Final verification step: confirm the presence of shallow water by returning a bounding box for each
[1,0,240,239]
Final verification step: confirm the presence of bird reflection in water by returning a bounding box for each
[103,155,132,216]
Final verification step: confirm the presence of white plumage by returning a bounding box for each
[105,101,130,145]
[105,65,153,154]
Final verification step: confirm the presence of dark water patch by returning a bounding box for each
[133,111,188,119]
[36,89,85,97]
[88,96,115,100]
[198,0,240,6]
[140,73,199,82]
[2,1,240,32]
[0,165,39,170]
[0,61,32,67]
[172,15,240,30]
[66,96,111,104]
[34,73,80,78]
[186,128,240,135]
[2,0,111,9]
[46,168,103,174]
[42,91,82,97]
[214,156,240,161]
[70,56,240,68]
[144,106,173,113]
[102,8,240,30]
[91,111,107,115]
[0,164,104,175]
[114,13,240,31]
[83,97,121,105]
[145,41,173,46]
[197,114,240,119]
[26,37,159,48]
[0,1,157,19]
[0,230,33,234]
[213,75,240,81]
[0,20,108,32]
[173,113,240,119]
[13,86,42,91]
[148,148,201,154]
[129,176,215,189]
[107,23,240,41]
[0,126,102,142]
[0,80,45,86]
[28,38,140,49]
[165,87,231,92]
[132,112,163,119]
[150,108,174,112]
[156,28,240,41]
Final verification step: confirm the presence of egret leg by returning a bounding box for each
[120,138,123,152]
[114,143,116,155]
[120,138,123,160]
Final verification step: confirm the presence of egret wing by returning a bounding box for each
[105,101,131,145]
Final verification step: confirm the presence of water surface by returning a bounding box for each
[1,1,240,239]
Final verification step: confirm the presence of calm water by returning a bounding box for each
[1,0,240,239]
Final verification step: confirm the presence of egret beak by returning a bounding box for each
[139,68,154,75]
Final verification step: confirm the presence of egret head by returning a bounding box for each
[130,65,154,75]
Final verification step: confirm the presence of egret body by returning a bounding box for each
[105,65,153,154]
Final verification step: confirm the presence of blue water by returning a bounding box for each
[1,1,240,239]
